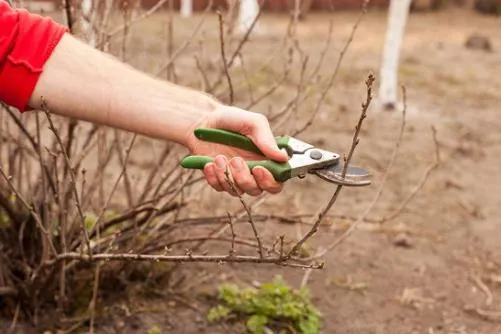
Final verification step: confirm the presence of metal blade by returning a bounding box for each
[310,163,372,186]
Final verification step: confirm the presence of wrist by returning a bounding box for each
[177,89,222,148]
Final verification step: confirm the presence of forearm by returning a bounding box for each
[1,1,286,197]
[28,33,221,147]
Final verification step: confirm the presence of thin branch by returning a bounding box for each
[243,67,291,111]
[0,286,18,296]
[472,273,493,306]
[42,101,92,258]
[217,10,234,105]
[194,55,211,91]
[46,252,324,269]
[142,236,268,255]
[108,0,172,37]
[342,73,375,176]
[2,103,56,195]
[88,202,183,240]
[237,53,256,104]
[163,212,383,229]
[57,148,67,312]
[279,235,285,258]
[64,120,78,161]
[307,85,408,260]
[294,0,370,136]
[137,143,173,203]
[224,168,263,259]
[285,72,375,260]
[0,166,56,255]
[267,19,340,127]
[80,136,117,210]
[9,303,20,331]
[213,33,290,99]
[379,125,441,223]
[78,134,137,249]
[62,0,74,33]
[162,192,272,287]
[208,0,267,93]
[81,124,99,152]
[272,56,308,131]
[35,113,47,226]
[227,212,236,256]
[88,262,101,334]
[146,163,182,201]
[138,170,196,238]
[165,0,175,81]
[307,20,336,85]
[226,0,266,68]
[154,3,211,77]
[113,131,134,208]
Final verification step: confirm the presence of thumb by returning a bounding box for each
[252,126,289,163]
[213,105,289,162]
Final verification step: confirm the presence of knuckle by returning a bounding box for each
[216,171,230,183]
[248,189,263,196]
[239,123,254,136]
[265,183,282,194]
[256,113,269,126]
[236,177,254,190]
[206,176,219,188]
[210,184,223,192]
[255,112,267,121]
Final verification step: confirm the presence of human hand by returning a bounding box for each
[184,105,289,197]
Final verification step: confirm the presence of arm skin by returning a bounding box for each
[28,33,289,196]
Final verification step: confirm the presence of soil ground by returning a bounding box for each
[4,5,501,334]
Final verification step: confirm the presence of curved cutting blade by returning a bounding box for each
[311,163,372,186]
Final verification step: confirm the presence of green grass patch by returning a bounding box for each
[207,275,322,334]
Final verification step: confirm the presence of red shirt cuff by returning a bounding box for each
[0,2,68,112]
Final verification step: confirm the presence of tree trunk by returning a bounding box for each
[239,0,260,34]
[81,0,96,47]
[378,0,412,110]
[180,0,193,17]
[299,0,314,20]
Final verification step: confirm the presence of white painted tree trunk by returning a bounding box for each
[378,0,412,109]
[239,0,260,34]
[180,0,192,18]
[81,0,96,47]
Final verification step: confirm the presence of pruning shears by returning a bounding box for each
[180,128,371,187]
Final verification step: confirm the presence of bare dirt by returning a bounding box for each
[5,6,501,334]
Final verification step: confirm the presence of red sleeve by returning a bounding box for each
[0,1,68,112]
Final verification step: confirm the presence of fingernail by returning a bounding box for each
[215,156,226,169]
[204,164,215,176]
[230,158,244,170]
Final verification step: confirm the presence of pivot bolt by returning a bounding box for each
[309,150,323,160]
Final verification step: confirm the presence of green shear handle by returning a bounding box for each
[180,128,293,182]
